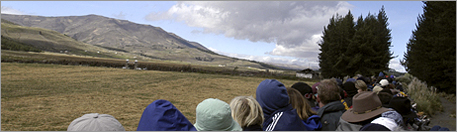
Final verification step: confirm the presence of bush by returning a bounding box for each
[406,77,442,115]
[396,73,413,84]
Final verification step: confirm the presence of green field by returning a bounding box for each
[1,62,316,131]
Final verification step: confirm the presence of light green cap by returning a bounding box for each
[194,98,242,131]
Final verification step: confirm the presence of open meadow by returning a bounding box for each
[1,62,316,131]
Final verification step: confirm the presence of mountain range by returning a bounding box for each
[1,14,304,70]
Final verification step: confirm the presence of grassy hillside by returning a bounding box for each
[1,35,42,52]
[1,14,284,70]
[1,62,317,131]
[1,20,133,59]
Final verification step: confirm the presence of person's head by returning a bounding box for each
[137,99,196,131]
[317,79,341,105]
[286,88,317,120]
[341,91,391,123]
[332,78,343,89]
[194,98,242,131]
[379,79,389,88]
[355,80,368,93]
[373,86,383,94]
[343,81,358,97]
[291,82,314,101]
[67,113,125,131]
[377,89,394,108]
[255,79,290,117]
[388,97,418,123]
[229,96,264,128]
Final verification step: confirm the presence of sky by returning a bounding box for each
[1,1,425,73]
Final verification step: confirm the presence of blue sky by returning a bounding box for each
[1,1,425,73]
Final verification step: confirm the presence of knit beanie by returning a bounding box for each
[343,81,358,97]
[291,82,313,99]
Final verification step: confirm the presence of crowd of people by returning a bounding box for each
[66,73,450,131]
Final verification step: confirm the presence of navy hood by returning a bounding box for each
[137,99,197,131]
[255,79,290,118]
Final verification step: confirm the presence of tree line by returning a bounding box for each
[402,1,456,93]
[319,6,393,78]
[318,2,455,94]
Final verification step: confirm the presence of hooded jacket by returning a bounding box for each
[317,100,345,131]
[137,99,197,131]
[256,79,307,131]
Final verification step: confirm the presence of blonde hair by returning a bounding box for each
[229,96,264,128]
[355,80,367,91]
[286,88,317,120]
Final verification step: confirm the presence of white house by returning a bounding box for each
[296,68,318,79]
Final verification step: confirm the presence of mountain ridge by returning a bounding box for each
[1,14,212,53]
[2,13,306,70]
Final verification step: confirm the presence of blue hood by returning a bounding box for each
[256,79,307,131]
[255,79,290,119]
[137,99,197,131]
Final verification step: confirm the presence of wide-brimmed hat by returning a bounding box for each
[341,91,391,123]
[194,98,242,131]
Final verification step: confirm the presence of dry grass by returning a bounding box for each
[405,77,443,115]
[1,62,315,131]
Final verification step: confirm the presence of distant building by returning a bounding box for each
[296,68,319,79]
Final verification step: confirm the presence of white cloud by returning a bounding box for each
[389,59,406,73]
[145,1,353,60]
[211,48,318,70]
[1,6,24,15]
[146,1,411,72]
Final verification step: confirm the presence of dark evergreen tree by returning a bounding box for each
[319,7,393,78]
[347,14,373,75]
[319,11,355,78]
[374,6,394,73]
[402,1,456,93]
